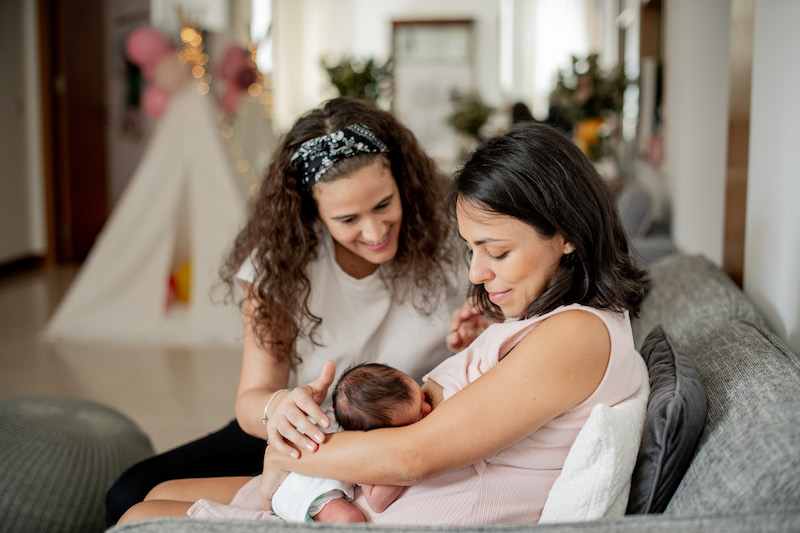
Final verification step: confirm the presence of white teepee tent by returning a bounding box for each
[43,85,247,347]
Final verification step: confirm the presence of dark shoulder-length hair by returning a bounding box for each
[445,123,650,321]
[220,97,456,364]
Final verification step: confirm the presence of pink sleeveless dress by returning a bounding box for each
[189,304,643,525]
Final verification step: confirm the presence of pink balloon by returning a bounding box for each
[141,63,157,80]
[236,67,257,90]
[126,27,173,72]
[219,86,243,115]
[219,45,248,81]
[153,54,191,93]
[142,85,171,119]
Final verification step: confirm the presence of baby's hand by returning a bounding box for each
[446,301,494,352]
[422,380,444,410]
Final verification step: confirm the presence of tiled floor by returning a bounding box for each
[0,265,241,453]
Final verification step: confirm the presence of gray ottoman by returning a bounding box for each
[0,396,155,532]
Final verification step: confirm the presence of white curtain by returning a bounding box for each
[501,0,594,119]
[272,0,345,131]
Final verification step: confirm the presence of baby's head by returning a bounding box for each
[332,363,430,431]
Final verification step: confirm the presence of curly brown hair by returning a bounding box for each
[221,97,456,364]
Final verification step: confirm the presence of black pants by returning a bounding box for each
[105,419,266,527]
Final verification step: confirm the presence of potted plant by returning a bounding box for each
[447,90,495,142]
[548,54,628,162]
[321,56,393,106]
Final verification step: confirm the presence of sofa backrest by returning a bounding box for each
[664,319,800,514]
[633,254,800,515]
[632,254,767,348]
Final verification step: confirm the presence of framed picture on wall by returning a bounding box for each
[392,20,474,174]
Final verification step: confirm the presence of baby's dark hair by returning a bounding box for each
[332,363,415,431]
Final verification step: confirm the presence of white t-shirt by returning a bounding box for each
[236,227,466,427]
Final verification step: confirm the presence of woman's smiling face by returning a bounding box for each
[456,197,574,318]
[313,158,403,279]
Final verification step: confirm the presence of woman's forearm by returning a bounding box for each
[236,294,292,438]
[267,426,429,486]
[236,387,279,438]
[267,311,612,486]
[267,384,508,486]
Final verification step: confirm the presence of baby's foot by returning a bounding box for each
[312,497,365,523]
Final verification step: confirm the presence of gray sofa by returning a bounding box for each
[106,253,800,532]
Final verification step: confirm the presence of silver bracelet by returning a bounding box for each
[261,389,289,426]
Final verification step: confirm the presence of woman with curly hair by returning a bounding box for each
[109,97,473,525]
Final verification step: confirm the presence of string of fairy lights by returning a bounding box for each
[178,26,273,197]
[178,26,211,95]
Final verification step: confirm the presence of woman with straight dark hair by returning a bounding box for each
[451,122,649,323]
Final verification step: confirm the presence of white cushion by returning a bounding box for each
[540,356,650,523]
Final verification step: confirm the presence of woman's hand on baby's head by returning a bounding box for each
[266,361,336,457]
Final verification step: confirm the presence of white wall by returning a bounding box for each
[662,0,731,265]
[105,0,153,206]
[23,2,46,259]
[0,0,46,264]
[151,0,230,34]
[662,0,799,353]
[743,0,800,354]
[273,0,501,132]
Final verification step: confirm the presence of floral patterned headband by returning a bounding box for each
[290,124,390,192]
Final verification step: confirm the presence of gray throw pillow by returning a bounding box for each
[626,325,707,514]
